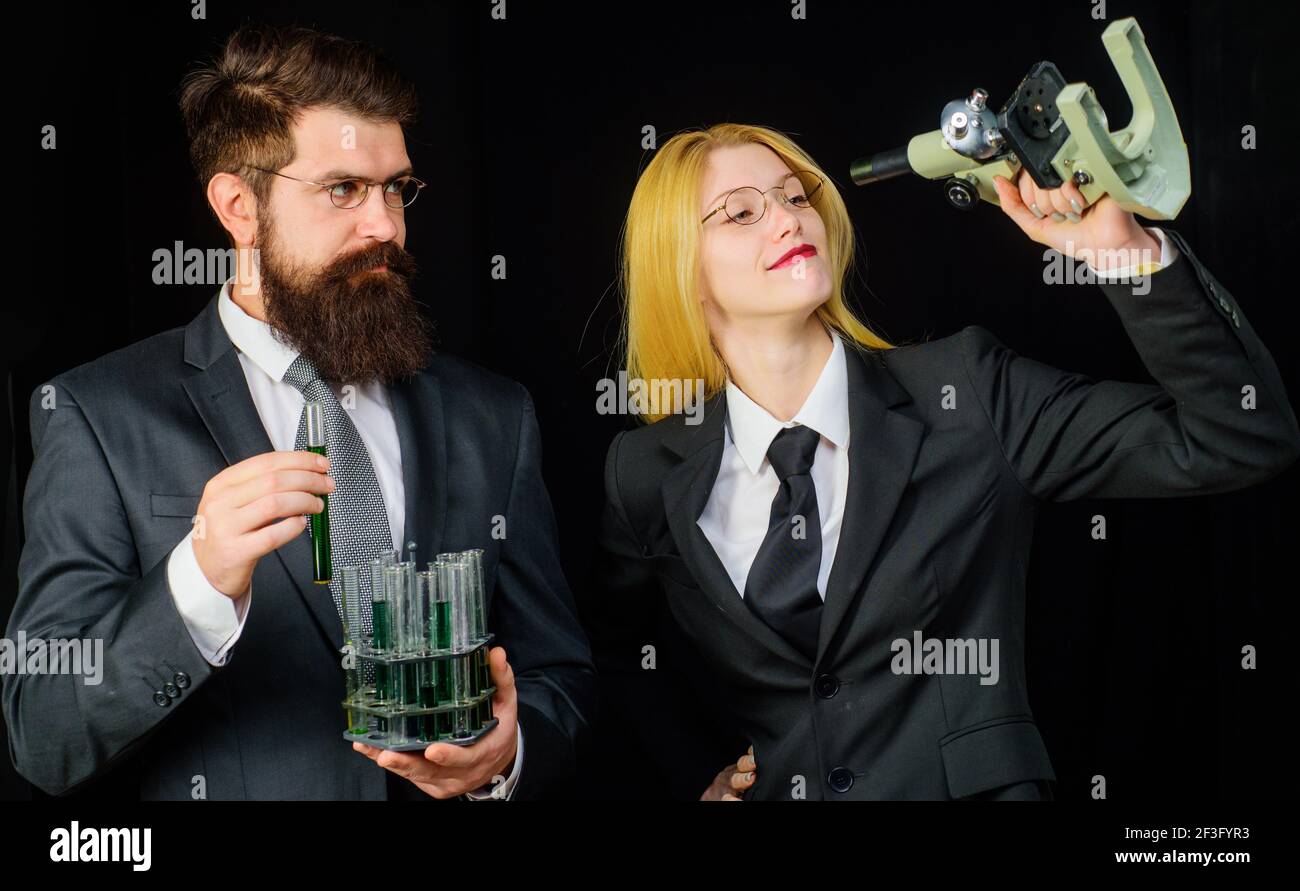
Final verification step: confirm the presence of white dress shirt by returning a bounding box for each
[164,277,521,800]
[698,330,850,600]
[697,227,1177,600]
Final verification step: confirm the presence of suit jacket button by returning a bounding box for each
[814,673,839,699]
[827,767,854,793]
[164,682,180,699]
[173,671,191,689]
[152,691,170,708]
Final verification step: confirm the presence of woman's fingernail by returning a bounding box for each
[1028,203,1045,220]
[748,772,755,782]
[1069,198,1083,214]
[1066,212,1082,223]
[1051,212,1066,223]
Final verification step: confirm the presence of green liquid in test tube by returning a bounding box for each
[302,402,331,585]
[414,570,438,741]
[450,559,474,739]
[368,559,390,735]
[383,565,407,715]
[434,558,459,739]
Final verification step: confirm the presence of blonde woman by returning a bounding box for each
[589,123,1298,801]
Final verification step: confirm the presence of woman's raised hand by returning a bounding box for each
[992,167,1158,267]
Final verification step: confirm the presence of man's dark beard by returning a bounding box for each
[256,213,432,387]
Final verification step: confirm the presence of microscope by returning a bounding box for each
[850,17,1190,220]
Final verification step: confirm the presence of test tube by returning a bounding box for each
[463,549,491,722]
[384,565,410,709]
[451,557,473,654]
[432,560,456,653]
[302,402,331,585]
[384,565,412,747]
[464,549,488,643]
[369,559,387,707]
[403,560,424,656]
[339,566,369,735]
[434,558,461,738]
[450,559,474,741]
[340,568,361,683]
[416,570,439,741]
[400,561,423,715]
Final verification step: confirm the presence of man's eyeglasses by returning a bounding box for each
[701,170,825,226]
[250,166,426,209]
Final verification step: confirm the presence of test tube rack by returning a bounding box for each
[338,547,497,752]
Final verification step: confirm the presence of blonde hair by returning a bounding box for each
[617,123,894,424]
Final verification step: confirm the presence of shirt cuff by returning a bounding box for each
[464,723,523,800]
[166,528,251,666]
[1088,226,1179,280]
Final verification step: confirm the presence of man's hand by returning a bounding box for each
[993,168,1159,266]
[701,745,755,801]
[192,450,335,598]
[353,646,520,799]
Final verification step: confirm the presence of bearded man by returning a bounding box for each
[5,24,594,801]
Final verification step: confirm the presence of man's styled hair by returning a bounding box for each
[178,24,419,209]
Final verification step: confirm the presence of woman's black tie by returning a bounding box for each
[743,424,824,662]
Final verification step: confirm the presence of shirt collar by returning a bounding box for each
[724,330,850,476]
[217,276,301,382]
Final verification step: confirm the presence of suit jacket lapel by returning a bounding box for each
[659,340,924,670]
[180,295,344,653]
[817,343,924,663]
[660,393,811,668]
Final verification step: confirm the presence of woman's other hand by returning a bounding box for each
[700,744,756,801]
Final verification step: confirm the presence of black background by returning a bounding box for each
[5,0,1298,802]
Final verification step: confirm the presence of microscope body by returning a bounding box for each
[852,17,1190,221]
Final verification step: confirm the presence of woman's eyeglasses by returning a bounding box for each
[701,170,824,226]
[250,166,426,209]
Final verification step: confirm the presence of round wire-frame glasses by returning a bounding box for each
[701,170,825,226]
[249,166,426,209]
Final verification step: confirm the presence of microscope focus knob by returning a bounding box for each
[944,177,979,210]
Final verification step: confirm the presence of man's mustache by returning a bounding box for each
[323,241,419,280]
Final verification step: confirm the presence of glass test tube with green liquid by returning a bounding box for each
[433,560,456,739]
[368,558,390,736]
[450,560,476,739]
[302,401,331,585]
